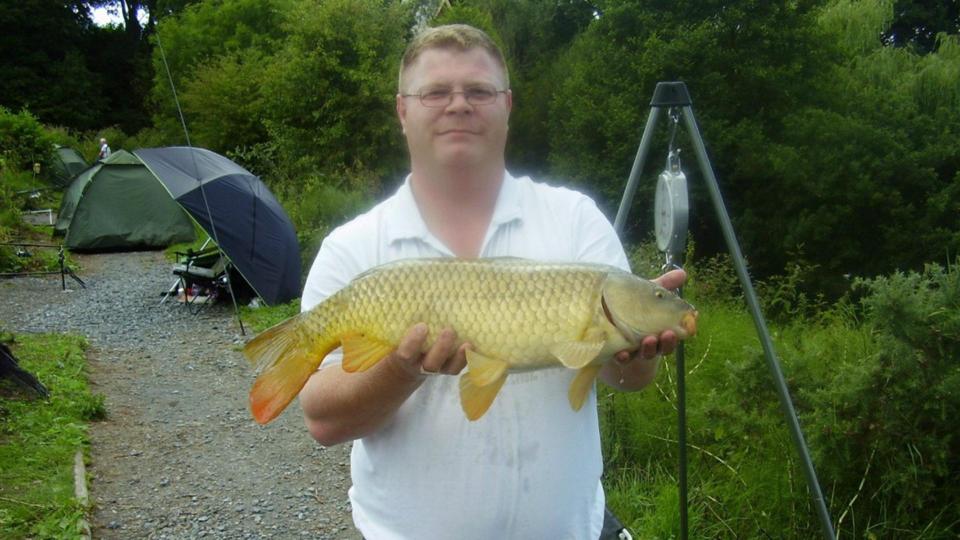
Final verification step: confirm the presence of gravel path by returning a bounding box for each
[0,250,358,539]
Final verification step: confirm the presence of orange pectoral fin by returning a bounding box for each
[340,331,395,372]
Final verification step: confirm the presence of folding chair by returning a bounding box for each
[160,244,229,313]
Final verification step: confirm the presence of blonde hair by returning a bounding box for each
[398,24,509,93]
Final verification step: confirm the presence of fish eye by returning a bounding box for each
[655,291,664,298]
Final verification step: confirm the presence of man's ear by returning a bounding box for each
[396,94,408,134]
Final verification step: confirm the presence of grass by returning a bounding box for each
[240,299,301,333]
[600,298,881,538]
[0,333,104,539]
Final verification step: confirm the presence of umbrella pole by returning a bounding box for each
[224,267,246,336]
[157,31,247,338]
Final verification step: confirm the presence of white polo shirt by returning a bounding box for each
[302,171,629,540]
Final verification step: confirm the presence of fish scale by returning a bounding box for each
[334,260,600,364]
[244,258,697,424]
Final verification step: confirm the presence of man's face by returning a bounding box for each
[397,47,512,171]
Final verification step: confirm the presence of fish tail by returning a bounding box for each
[244,313,335,425]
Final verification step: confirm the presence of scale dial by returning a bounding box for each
[654,168,689,256]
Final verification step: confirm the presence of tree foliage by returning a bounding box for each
[148,0,292,146]
[883,0,960,53]
[258,0,411,180]
[0,1,102,129]
[1,0,957,297]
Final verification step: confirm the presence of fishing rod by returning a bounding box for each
[154,29,246,336]
[614,82,835,540]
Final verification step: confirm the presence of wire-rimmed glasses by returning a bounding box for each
[401,84,509,108]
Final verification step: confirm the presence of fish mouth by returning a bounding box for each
[680,311,698,337]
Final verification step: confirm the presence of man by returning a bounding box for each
[299,24,685,539]
[98,138,111,160]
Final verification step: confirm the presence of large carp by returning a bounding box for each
[244,258,697,424]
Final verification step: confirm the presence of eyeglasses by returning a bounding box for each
[401,85,509,108]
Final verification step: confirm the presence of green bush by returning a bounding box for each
[805,261,960,537]
[278,171,374,277]
[0,108,55,172]
[600,258,960,538]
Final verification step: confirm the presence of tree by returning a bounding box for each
[883,0,960,53]
[148,0,291,146]
[548,0,832,255]
[85,0,198,41]
[0,1,103,129]
[437,0,599,177]
[258,0,412,180]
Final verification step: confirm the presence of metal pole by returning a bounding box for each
[59,246,66,290]
[680,105,836,540]
[676,340,688,539]
[614,107,662,234]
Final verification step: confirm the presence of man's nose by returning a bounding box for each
[446,92,473,111]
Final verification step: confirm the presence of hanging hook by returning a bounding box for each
[667,108,682,174]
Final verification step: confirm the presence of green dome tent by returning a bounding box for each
[54,150,196,251]
[49,145,89,187]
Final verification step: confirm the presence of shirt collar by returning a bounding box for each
[385,171,523,246]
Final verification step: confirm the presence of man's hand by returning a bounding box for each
[602,268,688,390]
[301,322,471,446]
[388,323,470,379]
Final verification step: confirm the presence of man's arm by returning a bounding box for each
[300,324,469,446]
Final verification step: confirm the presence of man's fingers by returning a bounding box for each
[420,327,458,374]
[395,323,428,365]
[657,330,678,356]
[441,342,471,375]
[653,268,687,291]
[639,336,659,359]
[634,330,678,360]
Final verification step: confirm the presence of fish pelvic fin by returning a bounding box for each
[568,364,603,411]
[459,350,509,421]
[549,339,605,369]
[464,349,509,386]
[340,332,395,372]
[244,314,333,425]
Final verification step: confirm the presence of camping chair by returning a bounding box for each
[161,245,229,314]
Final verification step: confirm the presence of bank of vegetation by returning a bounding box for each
[1,0,958,537]
[0,334,103,538]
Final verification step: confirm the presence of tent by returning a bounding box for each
[135,147,300,305]
[49,145,89,187]
[54,150,196,251]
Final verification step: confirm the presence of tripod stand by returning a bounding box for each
[613,82,835,540]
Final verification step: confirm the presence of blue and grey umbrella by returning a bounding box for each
[135,147,300,305]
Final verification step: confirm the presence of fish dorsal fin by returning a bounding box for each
[549,340,605,369]
[340,332,395,372]
[568,364,603,411]
[465,349,510,386]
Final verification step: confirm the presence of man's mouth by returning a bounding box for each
[438,129,478,136]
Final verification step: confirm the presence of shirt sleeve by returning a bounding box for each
[301,228,371,368]
[571,196,630,272]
